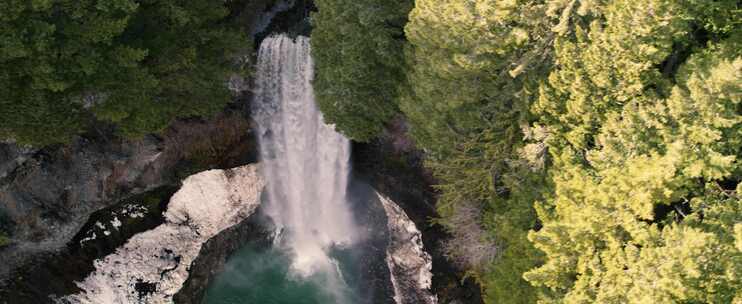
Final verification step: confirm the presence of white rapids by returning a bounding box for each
[253,34,357,277]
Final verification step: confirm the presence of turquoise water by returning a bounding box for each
[203,244,362,304]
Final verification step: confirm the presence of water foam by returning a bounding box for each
[253,34,357,279]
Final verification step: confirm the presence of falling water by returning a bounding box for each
[253,35,357,278]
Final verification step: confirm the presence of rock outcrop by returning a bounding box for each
[60,165,263,304]
[0,107,256,283]
[172,206,274,304]
[352,122,485,304]
[378,193,437,304]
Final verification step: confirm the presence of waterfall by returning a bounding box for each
[253,35,357,277]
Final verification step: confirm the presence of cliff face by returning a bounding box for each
[0,105,257,284]
[61,165,264,304]
[352,117,485,304]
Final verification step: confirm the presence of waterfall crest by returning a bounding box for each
[253,34,357,276]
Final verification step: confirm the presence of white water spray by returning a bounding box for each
[253,35,357,278]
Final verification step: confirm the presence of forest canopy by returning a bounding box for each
[1,0,739,302]
[311,0,412,141]
[0,0,248,146]
[312,0,741,303]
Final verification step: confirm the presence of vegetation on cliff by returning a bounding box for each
[0,0,248,146]
[311,0,413,141]
[313,0,741,303]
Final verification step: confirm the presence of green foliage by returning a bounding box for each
[315,0,741,303]
[311,0,412,141]
[0,0,246,145]
[524,1,742,302]
[480,172,546,304]
[0,233,8,247]
[402,1,561,302]
[313,3,553,300]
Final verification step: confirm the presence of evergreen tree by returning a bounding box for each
[314,1,741,303]
[0,0,246,145]
[401,1,565,302]
[311,0,412,141]
[525,1,741,302]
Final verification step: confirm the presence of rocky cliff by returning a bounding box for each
[353,117,485,304]
[0,104,256,284]
[0,0,289,288]
[60,165,264,304]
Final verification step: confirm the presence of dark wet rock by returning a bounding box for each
[0,186,176,303]
[254,0,316,44]
[346,178,396,304]
[0,104,257,286]
[135,280,159,300]
[0,144,35,182]
[352,117,485,304]
[379,193,436,304]
[173,207,273,304]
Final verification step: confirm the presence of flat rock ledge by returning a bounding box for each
[58,165,263,304]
